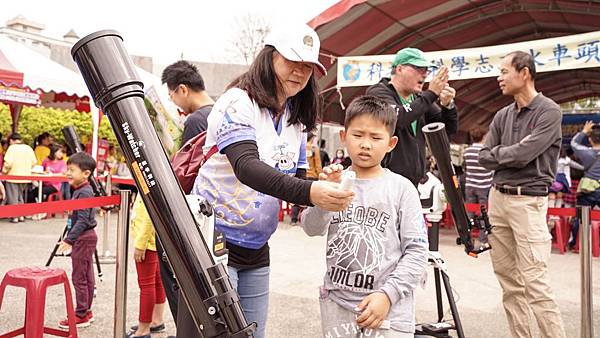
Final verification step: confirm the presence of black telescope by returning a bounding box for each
[422,122,491,257]
[71,31,255,337]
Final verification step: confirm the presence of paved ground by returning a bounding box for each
[0,213,599,338]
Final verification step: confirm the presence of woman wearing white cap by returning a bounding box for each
[190,23,354,337]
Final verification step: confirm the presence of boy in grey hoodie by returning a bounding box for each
[302,95,428,337]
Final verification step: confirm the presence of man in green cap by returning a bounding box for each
[366,47,458,186]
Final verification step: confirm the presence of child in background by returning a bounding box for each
[126,197,168,338]
[57,152,98,328]
[302,96,429,337]
[41,144,67,198]
[548,147,583,208]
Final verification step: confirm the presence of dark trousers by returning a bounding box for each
[156,239,179,319]
[71,229,98,318]
[157,238,204,337]
[570,189,600,246]
[27,185,57,203]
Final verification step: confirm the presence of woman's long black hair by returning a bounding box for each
[228,46,320,132]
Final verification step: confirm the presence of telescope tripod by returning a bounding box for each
[45,222,103,281]
[415,221,465,338]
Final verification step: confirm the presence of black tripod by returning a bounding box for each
[415,222,465,338]
[45,222,103,281]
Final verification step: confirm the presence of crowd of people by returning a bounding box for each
[1,19,593,338]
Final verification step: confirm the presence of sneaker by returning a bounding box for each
[129,323,165,333]
[87,311,95,323]
[10,218,19,223]
[59,313,91,329]
[19,216,25,222]
[125,333,151,338]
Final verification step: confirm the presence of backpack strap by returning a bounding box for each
[205,145,218,162]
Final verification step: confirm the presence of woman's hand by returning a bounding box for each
[319,164,344,183]
[309,180,354,211]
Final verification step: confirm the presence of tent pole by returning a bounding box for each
[91,107,100,162]
[9,104,22,133]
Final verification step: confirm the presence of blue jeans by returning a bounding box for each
[227,266,270,338]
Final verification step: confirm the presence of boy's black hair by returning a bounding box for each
[161,60,206,92]
[67,152,97,173]
[344,95,397,135]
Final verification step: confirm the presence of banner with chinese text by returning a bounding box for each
[337,31,600,88]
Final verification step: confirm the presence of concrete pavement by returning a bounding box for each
[0,214,598,337]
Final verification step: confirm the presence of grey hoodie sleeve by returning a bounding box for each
[301,206,334,237]
[379,185,429,304]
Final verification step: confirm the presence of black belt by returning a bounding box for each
[493,184,548,197]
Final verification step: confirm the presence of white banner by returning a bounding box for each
[0,86,41,105]
[337,31,600,88]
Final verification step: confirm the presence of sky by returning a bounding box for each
[0,0,338,65]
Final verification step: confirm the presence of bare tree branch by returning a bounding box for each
[226,14,271,65]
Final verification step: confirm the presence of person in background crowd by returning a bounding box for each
[105,144,119,175]
[548,146,583,208]
[464,127,493,207]
[29,144,67,202]
[2,133,37,223]
[0,136,6,171]
[158,60,214,334]
[34,132,53,165]
[319,139,331,167]
[331,148,351,168]
[161,60,214,146]
[479,50,566,338]
[0,132,4,203]
[366,47,458,186]
[126,197,168,338]
[568,121,600,250]
[291,133,323,224]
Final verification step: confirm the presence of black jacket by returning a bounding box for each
[366,78,458,185]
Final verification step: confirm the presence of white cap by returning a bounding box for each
[264,22,327,75]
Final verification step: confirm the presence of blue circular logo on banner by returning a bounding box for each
[342,63,361,82]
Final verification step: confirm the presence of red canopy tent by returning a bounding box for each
[0,35,92,133]
[310,0,600,136]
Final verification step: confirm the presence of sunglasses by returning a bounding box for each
[407,64,431,75]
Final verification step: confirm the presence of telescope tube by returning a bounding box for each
[71,30,254,337]
[422,122,477,256]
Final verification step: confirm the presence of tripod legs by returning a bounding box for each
[416,256,466,338]
[438,267,465,338]
[434,267,444,323]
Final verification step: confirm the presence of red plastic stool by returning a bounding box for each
[278,200,293,222]
[592,221,600,258]
[0,267,78,338]
[46,192,66,219]
[573,220,600,257]
[550,216,569,254]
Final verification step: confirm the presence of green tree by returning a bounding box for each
[0,103,116,146]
